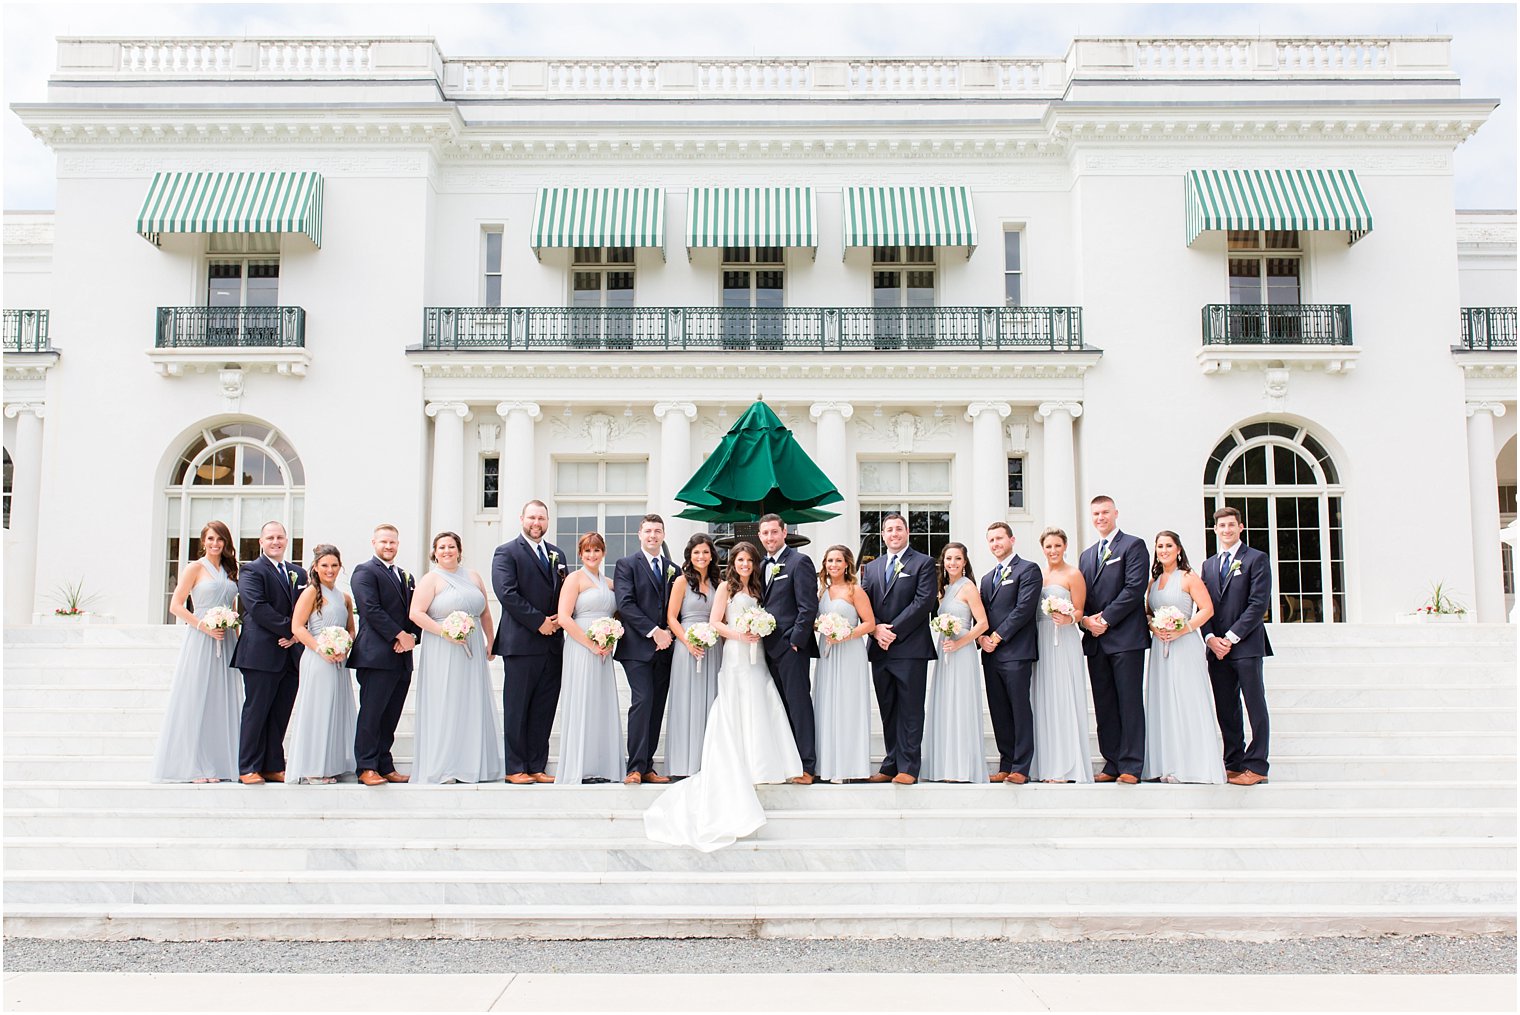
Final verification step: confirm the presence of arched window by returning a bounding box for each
[163,422,305,621]
[1202,421,1345,623]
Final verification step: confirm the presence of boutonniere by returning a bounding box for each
[549,550,560,566]
[665,563,678,581]
[767,563,784,581]
[287,570,298,588]
[1100,545,1113,564]
[401,569,413,585]
[1229,559,1243,577]
[892,559,905,577]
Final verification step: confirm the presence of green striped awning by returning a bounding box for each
[686,187,817,250]
[1185,169,1373,247]
[531,187,665,253]
[136,171,324,247]
[842,186,978,252]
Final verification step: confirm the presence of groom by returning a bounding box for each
[757,513,820,784]
[1202,506,1274,786]
[861,512,937,784]
[614,514,677,785]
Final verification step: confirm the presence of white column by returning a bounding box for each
[4,403,44,624]
[1037,401,1084,547]
[425,402,472,539]
[1466,401,1507,623]
[966,401,1012,567]
[809,401,854,553]
[654,401,698,547]
[496,401,542,531]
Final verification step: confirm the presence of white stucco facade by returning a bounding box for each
[3,35,1515,625]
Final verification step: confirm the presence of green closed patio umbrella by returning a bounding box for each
[675,401,843,524]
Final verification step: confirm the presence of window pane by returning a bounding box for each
[606,247,634,264]
[485,275,502,308]
[604,504,645,561]
[241,448,283,486]
[207,263,242,306]
[1007,457,1024,510]
[573,272,602,293]
[605,461,646,494]
[858,461,898,495]
[1265,230,1299,249]
[723,270,751,293]
[192,447,236,486]
[573,247,601,264]
[872,272,900,308]
[906,460,949,493]
[1227,230,1260,250]
[1243,446,1268,485]
[872,246,900,264]
[485,231,502,272]
[606,272,634,296]
[556,461,598,495]
[906,272,935,307]
[905,246,934,264]
[247,233,281,255]
[755,271,783,304]
[189,496,235,532]
[238,497,286,540]
[1228,258,1263,304]
[482,457,499,511]
[755,247,783,264]
[1003,231,1021,271]
[1004,273,1021,307]
[556,513,596,561]
[723,246,750,263]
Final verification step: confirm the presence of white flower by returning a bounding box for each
[549,550,560,564]
[666,563,678,580]
[892,559,905,576]
[767,563,784,581]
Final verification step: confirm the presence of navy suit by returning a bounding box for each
[978,554,1043,776]
[760,544,820,774]
[230,555,306,776]
[860,546,937,778]
[492,535,568,776]
[347,557,420,776]
[1079,530,1150,779]
[614,551,677,776]
[1202,543,1274,777]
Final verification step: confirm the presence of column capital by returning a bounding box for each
[425,401,472,421]
[809,401,855,421]
[1466,400,1508,418]
[653,401,698,421]
[964,400,1011,423]
[495,400,542,421]
[1036,400,1084,421]
[3,402,45,421]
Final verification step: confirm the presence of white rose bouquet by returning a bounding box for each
[814,611,853,653]
[685,621,718,655]
[439,610,476,658]
[200,605,240,658]
[315,626,352,662]
[735,606,776,664]
[1150,605,1189,657]
[929,613,964,650]
[1040,595,1078,645]
[586,617,625,652]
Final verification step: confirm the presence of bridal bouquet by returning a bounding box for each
[586,617,625,652]
[200,606,240,658]
[1151,605,1188,657]
[1041,595,1078,645]
[929,613,964,647]
[735,606,776,663]
[440,610,476,658]
[685,622,718,654]
[814,611,853,653]
[315,625,353,662]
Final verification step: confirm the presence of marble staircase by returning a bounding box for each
[3,623,1515,940]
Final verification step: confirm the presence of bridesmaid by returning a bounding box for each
[409,532,503,784]
[1030,528,1093,783]
[1142,531,1226,785]
[151,520,242,783]
[665,533,724,778]
[921,542,990,783]
[555,532,625,784]
[812,545,876,783]
[286,544,358,785]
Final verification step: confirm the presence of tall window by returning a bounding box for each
[1007,456,1025,511]
[572,247,635,347]
[1228,230,1302,340]
[721,246,784,349]
[1202,421,1344,623]
[1500,484,1516,600]
[483,228,504,307]
[207,233,281,344]
[164,421,305,621]
[2,447,11,529]
[857,459,951,565]
[1003,230,1023,307]
[554,460,647,564]
[872,245,936,349]
[481,456,500,512]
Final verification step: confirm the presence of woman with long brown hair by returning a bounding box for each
[286,543,358,784]
[812,544,876,783]
[665,532,724,778]
[151,520,243,783]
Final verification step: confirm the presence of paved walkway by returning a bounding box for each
[3,972,1515,1011]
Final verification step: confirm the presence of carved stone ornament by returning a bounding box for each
[219,368,244,409]
[551,410,650,456]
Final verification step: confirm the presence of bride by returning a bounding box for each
[643,541,803,851]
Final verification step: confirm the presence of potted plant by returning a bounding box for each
[38,578,108,624]
[1397,582,1473,624]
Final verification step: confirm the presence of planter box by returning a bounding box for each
[33,612,117,625]
[1395,612,1474,624]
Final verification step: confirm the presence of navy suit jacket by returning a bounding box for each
[347,558,420,672]
[978,554,1043,663]
[230,555,307,672]
[613,551,677,664]
[760,544,820,660]
[492,535,568,658]
[860,546,937,662]
[1078,530,1151,656]
[1201,543,1274,659]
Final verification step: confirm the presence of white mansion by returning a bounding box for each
[3,35,1515,627]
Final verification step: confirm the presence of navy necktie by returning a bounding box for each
[537,543,551,573]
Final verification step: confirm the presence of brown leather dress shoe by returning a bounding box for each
[989,772,1009,783]
[788,773,815,785]
[643,772,671,784]
[866,773,892,783]
[260,771,285,783]
[1226,770,1243,780]
[891,773,917,785]
[384,772,410,784]
[530,772,554,784]
[505,773,535,785]
[623,772,643,785]
[1094,773,1117,783]
[1116,773,1140,784]
[1228,771,1268,786]
[1006,772,1029,785]
[238,773,265,785]
[358,770,387,787]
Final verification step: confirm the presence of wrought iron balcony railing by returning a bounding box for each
[1201,304,1352,345]
[3,309,50,352]
[155,306,307,348]
[1459,307,1517,350]
[421,306,1086,352]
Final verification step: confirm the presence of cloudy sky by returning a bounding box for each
[3,2,1514,209]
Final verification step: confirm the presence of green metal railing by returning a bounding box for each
[1202,304,1352,345]
[2,309,50,352]
[422,306,1086,351]
[1459,307,1517,350]
[156,306,306,348]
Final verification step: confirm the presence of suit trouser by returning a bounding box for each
[766,645,817,774]
[239,663,299,775]
[1087,647,1146,777]
[1208,653,1270,776]
[354,667,411,774]
[981,655,1035,775]
[871,656,929,778]
[623,652,672,775]
[502,653,562,775]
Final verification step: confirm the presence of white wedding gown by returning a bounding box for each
[643,592,804,851]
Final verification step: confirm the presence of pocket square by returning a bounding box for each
[771,573,791,582]
[1103,557,1122,567]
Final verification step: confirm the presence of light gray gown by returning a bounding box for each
[150,559,243,782]
[1030,583,1093,782]
[812,584,871,782]
[921,577,988,783]
[411,567,504,784]
[666,579,723,777]
[1142,573,1227,785]
[286,583,359,783]
[555,570,625,784]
